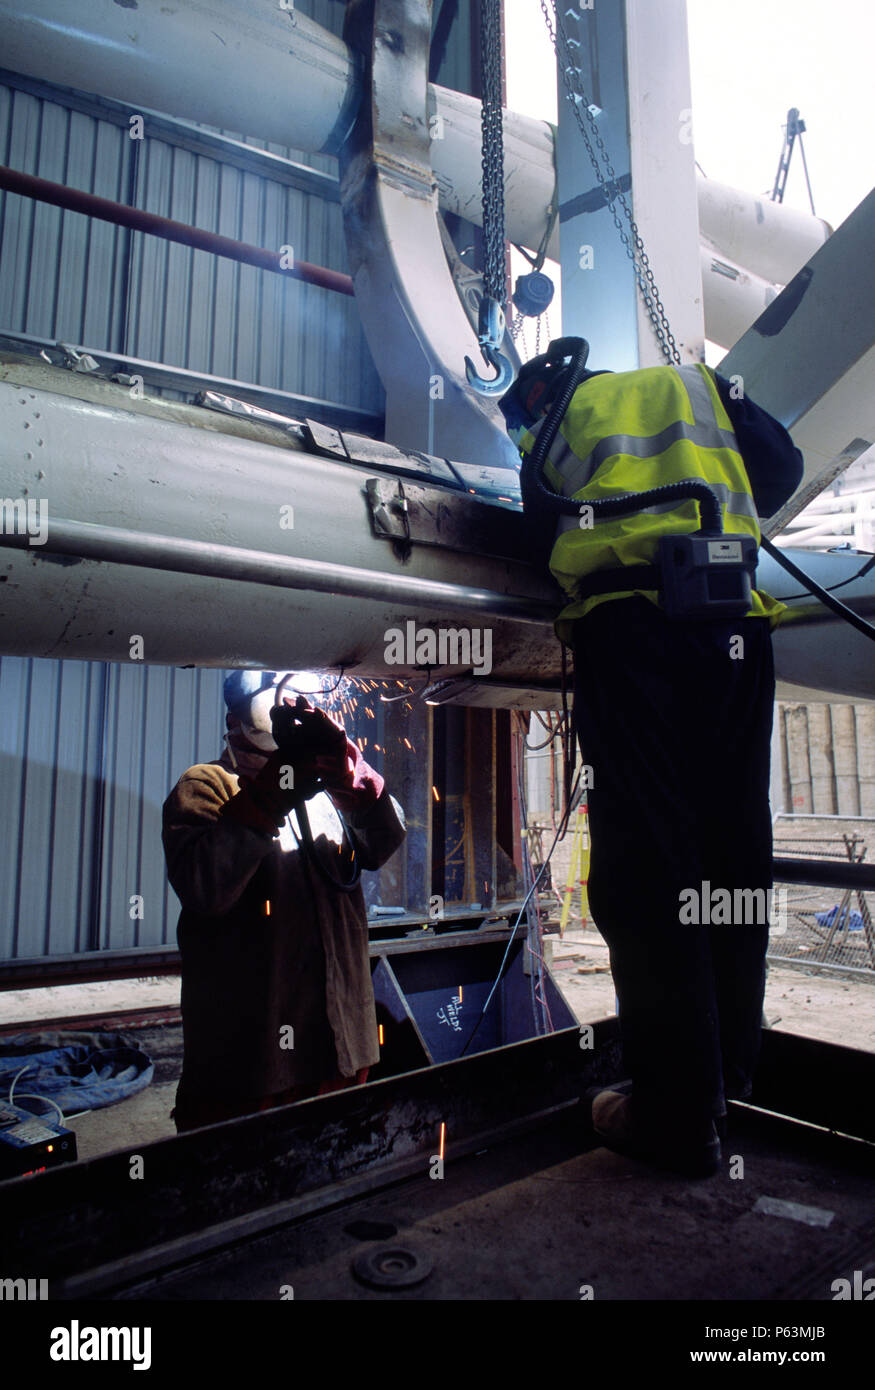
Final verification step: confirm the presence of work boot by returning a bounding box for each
[585,1087,722,1178]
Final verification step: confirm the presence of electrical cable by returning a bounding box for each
[761,537,875,642]
[8,1064,33,1108]
[9,1093,66,1124]
[769,550,875,601]
[525,713,568,752]
[532,709,557,735]
[459,766,582,1057]
[290,798,362,894]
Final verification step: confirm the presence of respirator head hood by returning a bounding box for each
[499,337,602,448]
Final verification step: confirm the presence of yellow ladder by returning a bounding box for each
[560,801,590,937]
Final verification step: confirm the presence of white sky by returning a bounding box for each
[685,0,873,230]
[504,0,874,355]
[506,0,873,229]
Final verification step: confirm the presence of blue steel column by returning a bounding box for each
[556,2,640,370]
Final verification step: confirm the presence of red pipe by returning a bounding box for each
[0,165,355,297]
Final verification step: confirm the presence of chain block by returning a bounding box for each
[513,272,555,318]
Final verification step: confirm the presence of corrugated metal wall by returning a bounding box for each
[0,0,482,965]
[0,0,383,412]
[0,659,228,959]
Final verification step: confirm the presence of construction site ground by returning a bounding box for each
[0,929,873,1164]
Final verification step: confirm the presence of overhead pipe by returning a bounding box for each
[0,0,830,272]
[0,518,557,626]
[0,166,355,296]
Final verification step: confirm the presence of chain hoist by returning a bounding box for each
[464,0,514,395]
[540,0,682,366]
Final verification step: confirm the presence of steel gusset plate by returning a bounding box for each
[338,0,520,470]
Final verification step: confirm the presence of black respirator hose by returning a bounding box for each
[520,337,724,535]
[761,536,875,642]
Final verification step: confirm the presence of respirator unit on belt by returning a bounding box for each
[501,337,758,621]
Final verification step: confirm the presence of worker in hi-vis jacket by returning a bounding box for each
[162,671,406,1132]
[501,344,803,1176]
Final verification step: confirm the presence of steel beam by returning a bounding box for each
[0,1022,623,1293]
[556,0,705,369]
[721,189,875,535]
[337,0,518,466]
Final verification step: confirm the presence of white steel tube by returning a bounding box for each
[0,0,830,278]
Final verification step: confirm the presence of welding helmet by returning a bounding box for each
[223,669,280,719]
[224,670,330,752]
[223,670,329,716]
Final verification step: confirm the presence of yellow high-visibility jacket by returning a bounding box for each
[518,363,786,642]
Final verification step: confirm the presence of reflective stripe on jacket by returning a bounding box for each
[519,363,786,639]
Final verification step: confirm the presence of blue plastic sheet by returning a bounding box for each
[0,1031,154,1116]
[815,905,864,932]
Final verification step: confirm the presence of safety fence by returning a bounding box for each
[770,815,875,977]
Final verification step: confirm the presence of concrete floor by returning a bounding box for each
[3,942,873,1303]
[114,1105,874,1301]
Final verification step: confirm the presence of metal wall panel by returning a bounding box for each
[0,0,482,964]
[0,83,132,349]
[0,658,228,960]
[0,36,383,413]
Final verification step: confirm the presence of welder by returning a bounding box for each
[501,341,804,1177]
[162,671,406,1132]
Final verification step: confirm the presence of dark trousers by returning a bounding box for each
[572,599,775,1126]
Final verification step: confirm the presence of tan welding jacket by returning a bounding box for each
[162,756,406,1103]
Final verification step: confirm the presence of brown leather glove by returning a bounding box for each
[271,699,384,811]
[221,749,299,836]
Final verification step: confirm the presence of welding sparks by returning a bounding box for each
[432,786,440,802]
[439,1121,446,1161]
[458,985,463,1003]
[403,738,412,750]
[263,901,271,917]
[379,1024,384,1045]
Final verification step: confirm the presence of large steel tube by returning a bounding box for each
[0,0,362,156]
[0,516,555,625]
[0,0,829,276]
[700,243,778,350]
[0,360,561,679]
[698,177,832,289]
[1,361,874,700]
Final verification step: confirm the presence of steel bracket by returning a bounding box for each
[366,476,410,541]
[338,0,519,468]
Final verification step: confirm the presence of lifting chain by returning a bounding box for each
[479,0,507,308]
[540,0,682,366]
[465,0,514,394]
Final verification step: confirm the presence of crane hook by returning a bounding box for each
[465,342,515,396]
[465,296,515,397]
